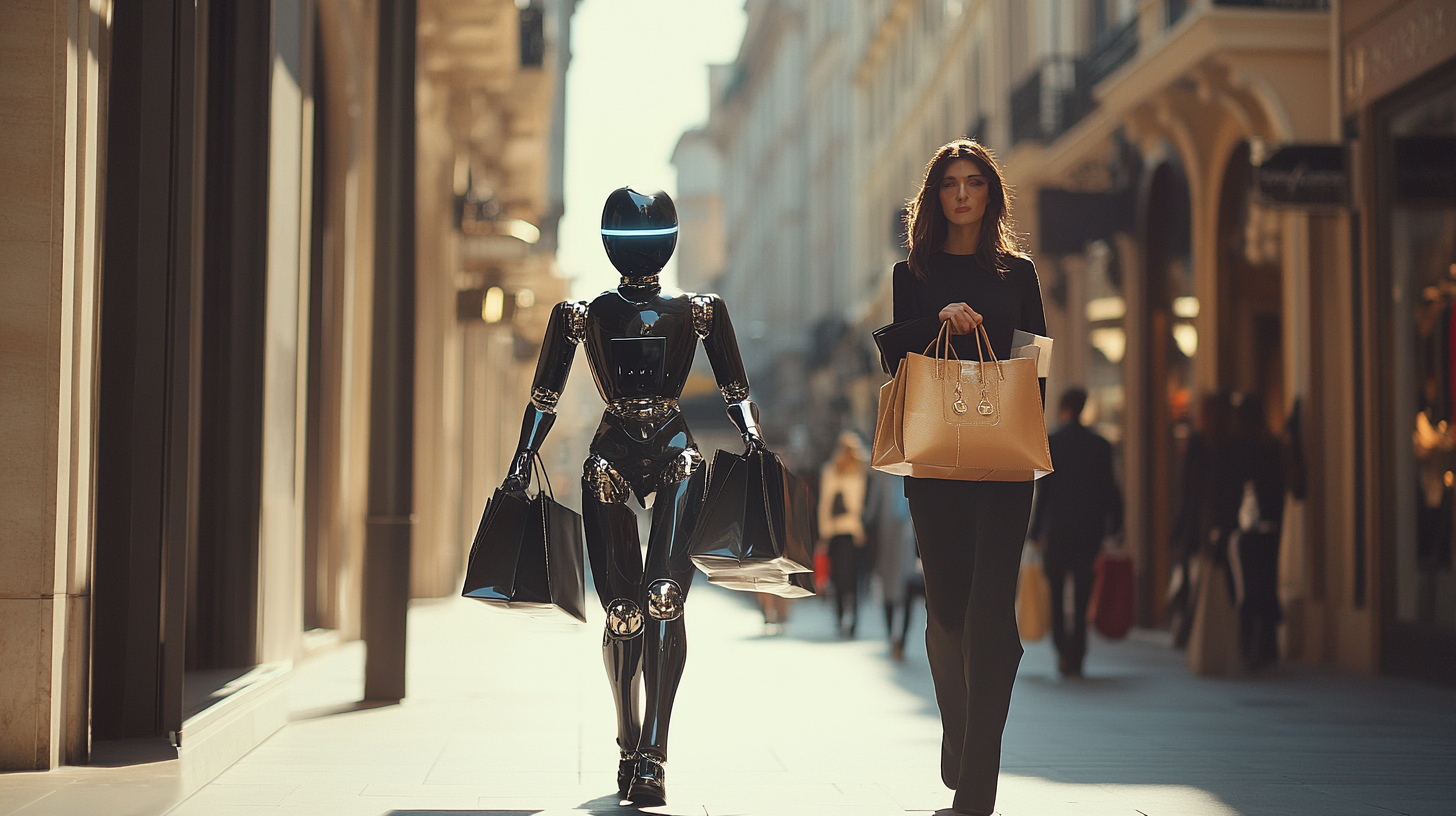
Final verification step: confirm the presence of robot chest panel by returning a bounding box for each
[585,295,696,399]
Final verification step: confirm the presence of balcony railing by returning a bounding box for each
[1010,68,1043,146]
[1010,58,1074,146]
[1166,0,1189,26]
[1063,17,1140,131]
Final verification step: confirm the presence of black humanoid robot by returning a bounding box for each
[502,187,764,806]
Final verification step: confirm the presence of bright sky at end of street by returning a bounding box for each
[559,0,747,300]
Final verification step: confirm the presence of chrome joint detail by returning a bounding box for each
[530,386,561,413]
[619,274,661,289]
[583,455,630,504]
[690,295,714,339]
[645,579,685,621]
[658,447,703,489]
[563,300,590,345]
[719,381,750,403]
[605,397,680,422]
[604,599,645,639]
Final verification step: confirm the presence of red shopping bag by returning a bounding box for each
[814,550,831,590]
[1087,550,1135,640]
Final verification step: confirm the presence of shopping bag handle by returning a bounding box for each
[529,452,555,500]
[923,321,961,380]
[972,324,1004,382]
[922,321,961,360]
[923,321,1003,383]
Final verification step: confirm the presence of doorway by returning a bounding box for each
[1217,141,1285,427]
[1139,155,1195,625]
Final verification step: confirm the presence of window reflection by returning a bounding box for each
[1085,240,1125,444]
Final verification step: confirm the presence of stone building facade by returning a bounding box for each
[0,0,574,793]
[686,0,1452,682]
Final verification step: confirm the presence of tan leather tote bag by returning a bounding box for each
[872,322,1053,481]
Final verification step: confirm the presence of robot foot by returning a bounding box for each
[626,754,666,806]
[616,751,637,800]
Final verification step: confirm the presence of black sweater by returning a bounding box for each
[888,251,1047,370]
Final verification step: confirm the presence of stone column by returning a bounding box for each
[0,0,110,769]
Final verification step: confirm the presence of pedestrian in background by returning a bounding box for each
[1224,393,1286,670]
[820,431,869,638]
[1169,392,1233,648]
[864,468,923,661]
[881,139,1047,816]
[1028,386,1123,678]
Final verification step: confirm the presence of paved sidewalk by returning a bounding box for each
[150,582,1456,816]
[7,582,1452,816]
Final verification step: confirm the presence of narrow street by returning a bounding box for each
[141,585,1456,816]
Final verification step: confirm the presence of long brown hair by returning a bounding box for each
[904,139,1021,280]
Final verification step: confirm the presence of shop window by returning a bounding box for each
[1084,240,1126,446]
[1388,80,1456,631]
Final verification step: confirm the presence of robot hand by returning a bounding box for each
[726,399,765,455]
[502,449,534,492]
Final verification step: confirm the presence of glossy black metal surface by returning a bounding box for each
[601,186,677,277]
[461,474,587,623]
[687,449,814,592]
[500,188,767,802]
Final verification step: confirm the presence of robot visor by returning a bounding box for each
[600,227,679,237]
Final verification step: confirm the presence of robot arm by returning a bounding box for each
[504,300,588,490]
[692,294,765,452]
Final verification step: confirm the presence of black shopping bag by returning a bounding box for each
[706,570,816,599]
[461,457,586,623]
[688,449,815,597]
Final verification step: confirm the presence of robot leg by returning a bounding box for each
[582,455,644,777]
[637,460,707,762]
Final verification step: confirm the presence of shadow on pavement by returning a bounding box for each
[706,578,1456,815]
[289,698,398,722]
[384,812,537,815]
[384,798,642,816]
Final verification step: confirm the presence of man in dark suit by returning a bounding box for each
[1029,387,1123,678]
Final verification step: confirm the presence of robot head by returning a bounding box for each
[601,187,677,280]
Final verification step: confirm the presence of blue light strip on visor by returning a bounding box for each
[600,226,679,237]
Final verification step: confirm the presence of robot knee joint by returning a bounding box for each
[645,579,685,621]
[604,598,644,639]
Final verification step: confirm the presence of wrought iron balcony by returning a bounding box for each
[1010,58,1074,146]
[1063,17,1140,131]
[1166,0,1189,26]
[1010,67,1043,146]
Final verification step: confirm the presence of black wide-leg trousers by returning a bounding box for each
[1043,545,1097,674]
[905,477,1033,816]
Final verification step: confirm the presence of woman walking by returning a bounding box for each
[819,432,869,638]
[864,468,923,661]
[882,139,1046,816]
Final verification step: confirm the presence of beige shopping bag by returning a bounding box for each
[872,322,1052,481]
[1016,558,1051,642]
[1186,554,1241,675]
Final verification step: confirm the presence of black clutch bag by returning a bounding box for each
[688,448,815,598]
[872,317,939,375]
[461,455,586,623]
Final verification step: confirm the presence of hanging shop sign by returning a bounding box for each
[1254,145,1349,207]
[1036,187,1137,254]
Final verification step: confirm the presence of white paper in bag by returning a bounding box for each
[1011,330,1053,377]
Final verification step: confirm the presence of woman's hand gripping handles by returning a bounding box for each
[938,302,984,335]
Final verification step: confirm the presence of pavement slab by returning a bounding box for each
[5,579,1456,815]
